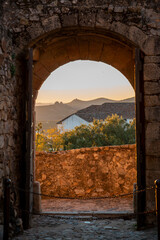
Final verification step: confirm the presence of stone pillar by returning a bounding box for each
[33,181,42,214]
[144,56,160,224]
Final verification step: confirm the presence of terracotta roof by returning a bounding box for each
[57,103,135,124]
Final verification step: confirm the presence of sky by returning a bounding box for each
[36,60,135,104]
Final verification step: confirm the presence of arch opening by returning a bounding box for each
[34,57,136,213]
[23,27,145,227]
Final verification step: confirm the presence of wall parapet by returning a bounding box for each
[35,144,136,198]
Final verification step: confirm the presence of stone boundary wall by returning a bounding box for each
[35,144,136,198]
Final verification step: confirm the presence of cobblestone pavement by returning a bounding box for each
[13,215,157,240]
[41,197,133,213]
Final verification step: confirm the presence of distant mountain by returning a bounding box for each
[35,102,76,122]
[66,97,116,110]
[36,102,53,106]
[120,97,135,102]
[35,97,135,129]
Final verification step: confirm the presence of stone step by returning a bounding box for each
[39,211,135,220]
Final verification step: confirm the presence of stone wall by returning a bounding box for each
[0,2,25,230]
[35,145,136,198]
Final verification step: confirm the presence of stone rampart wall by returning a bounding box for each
[35,144,136,198]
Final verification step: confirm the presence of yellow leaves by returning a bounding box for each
[35,124,64,152]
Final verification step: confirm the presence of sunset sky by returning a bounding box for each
[36,60,135,104]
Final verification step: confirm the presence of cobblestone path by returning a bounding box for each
[13,215,157,240]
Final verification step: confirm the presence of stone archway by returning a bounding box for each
[29,26,144,226]
[0,1,160,233]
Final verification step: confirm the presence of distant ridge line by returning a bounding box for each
[36,96,135,107]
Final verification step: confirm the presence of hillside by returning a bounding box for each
[35,102,76,122]
[35,97,135,129]
[120,97,135,102]
[66,97,116,110]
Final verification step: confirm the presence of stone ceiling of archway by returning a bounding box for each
[33,32,134,91]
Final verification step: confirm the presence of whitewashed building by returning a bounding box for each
[57,102,135,132]
[57,114,89,132]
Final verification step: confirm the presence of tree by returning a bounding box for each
[102,114,130,145]
[45,128,64,151]
[35,123,64,152]
[35,115,136,152]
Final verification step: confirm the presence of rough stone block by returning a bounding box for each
[74,188,85,195]
[96,10,112,27]
[110,22,129,39]
[144,95,160,107]
[144,56,160,63]
[143,36,160,56]
[79,10,96,27]
[108,4,114,13]
[128,6,141,13]
[27,23,44,39]
[146,122,160,140]
[42,15,61,31]
[114,6,124,13]
[0,47,4,65]
[61,13,78,27]
[0,56,4,65]
[29,15,39,21]
[0,121,4,135]
[144,81,160,95]
[1,37,7,52]
[145,106,160,122]
[36,4,43,12]
[129,26,147,50]
[144,63,160,80]
[146,156,160,170]
[145,139,160,156]
[0,136,4,149]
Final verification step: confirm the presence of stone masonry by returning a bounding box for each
[35,145,136,198]
[0,0,160,230]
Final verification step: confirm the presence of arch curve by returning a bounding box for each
[32,28,135,91]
